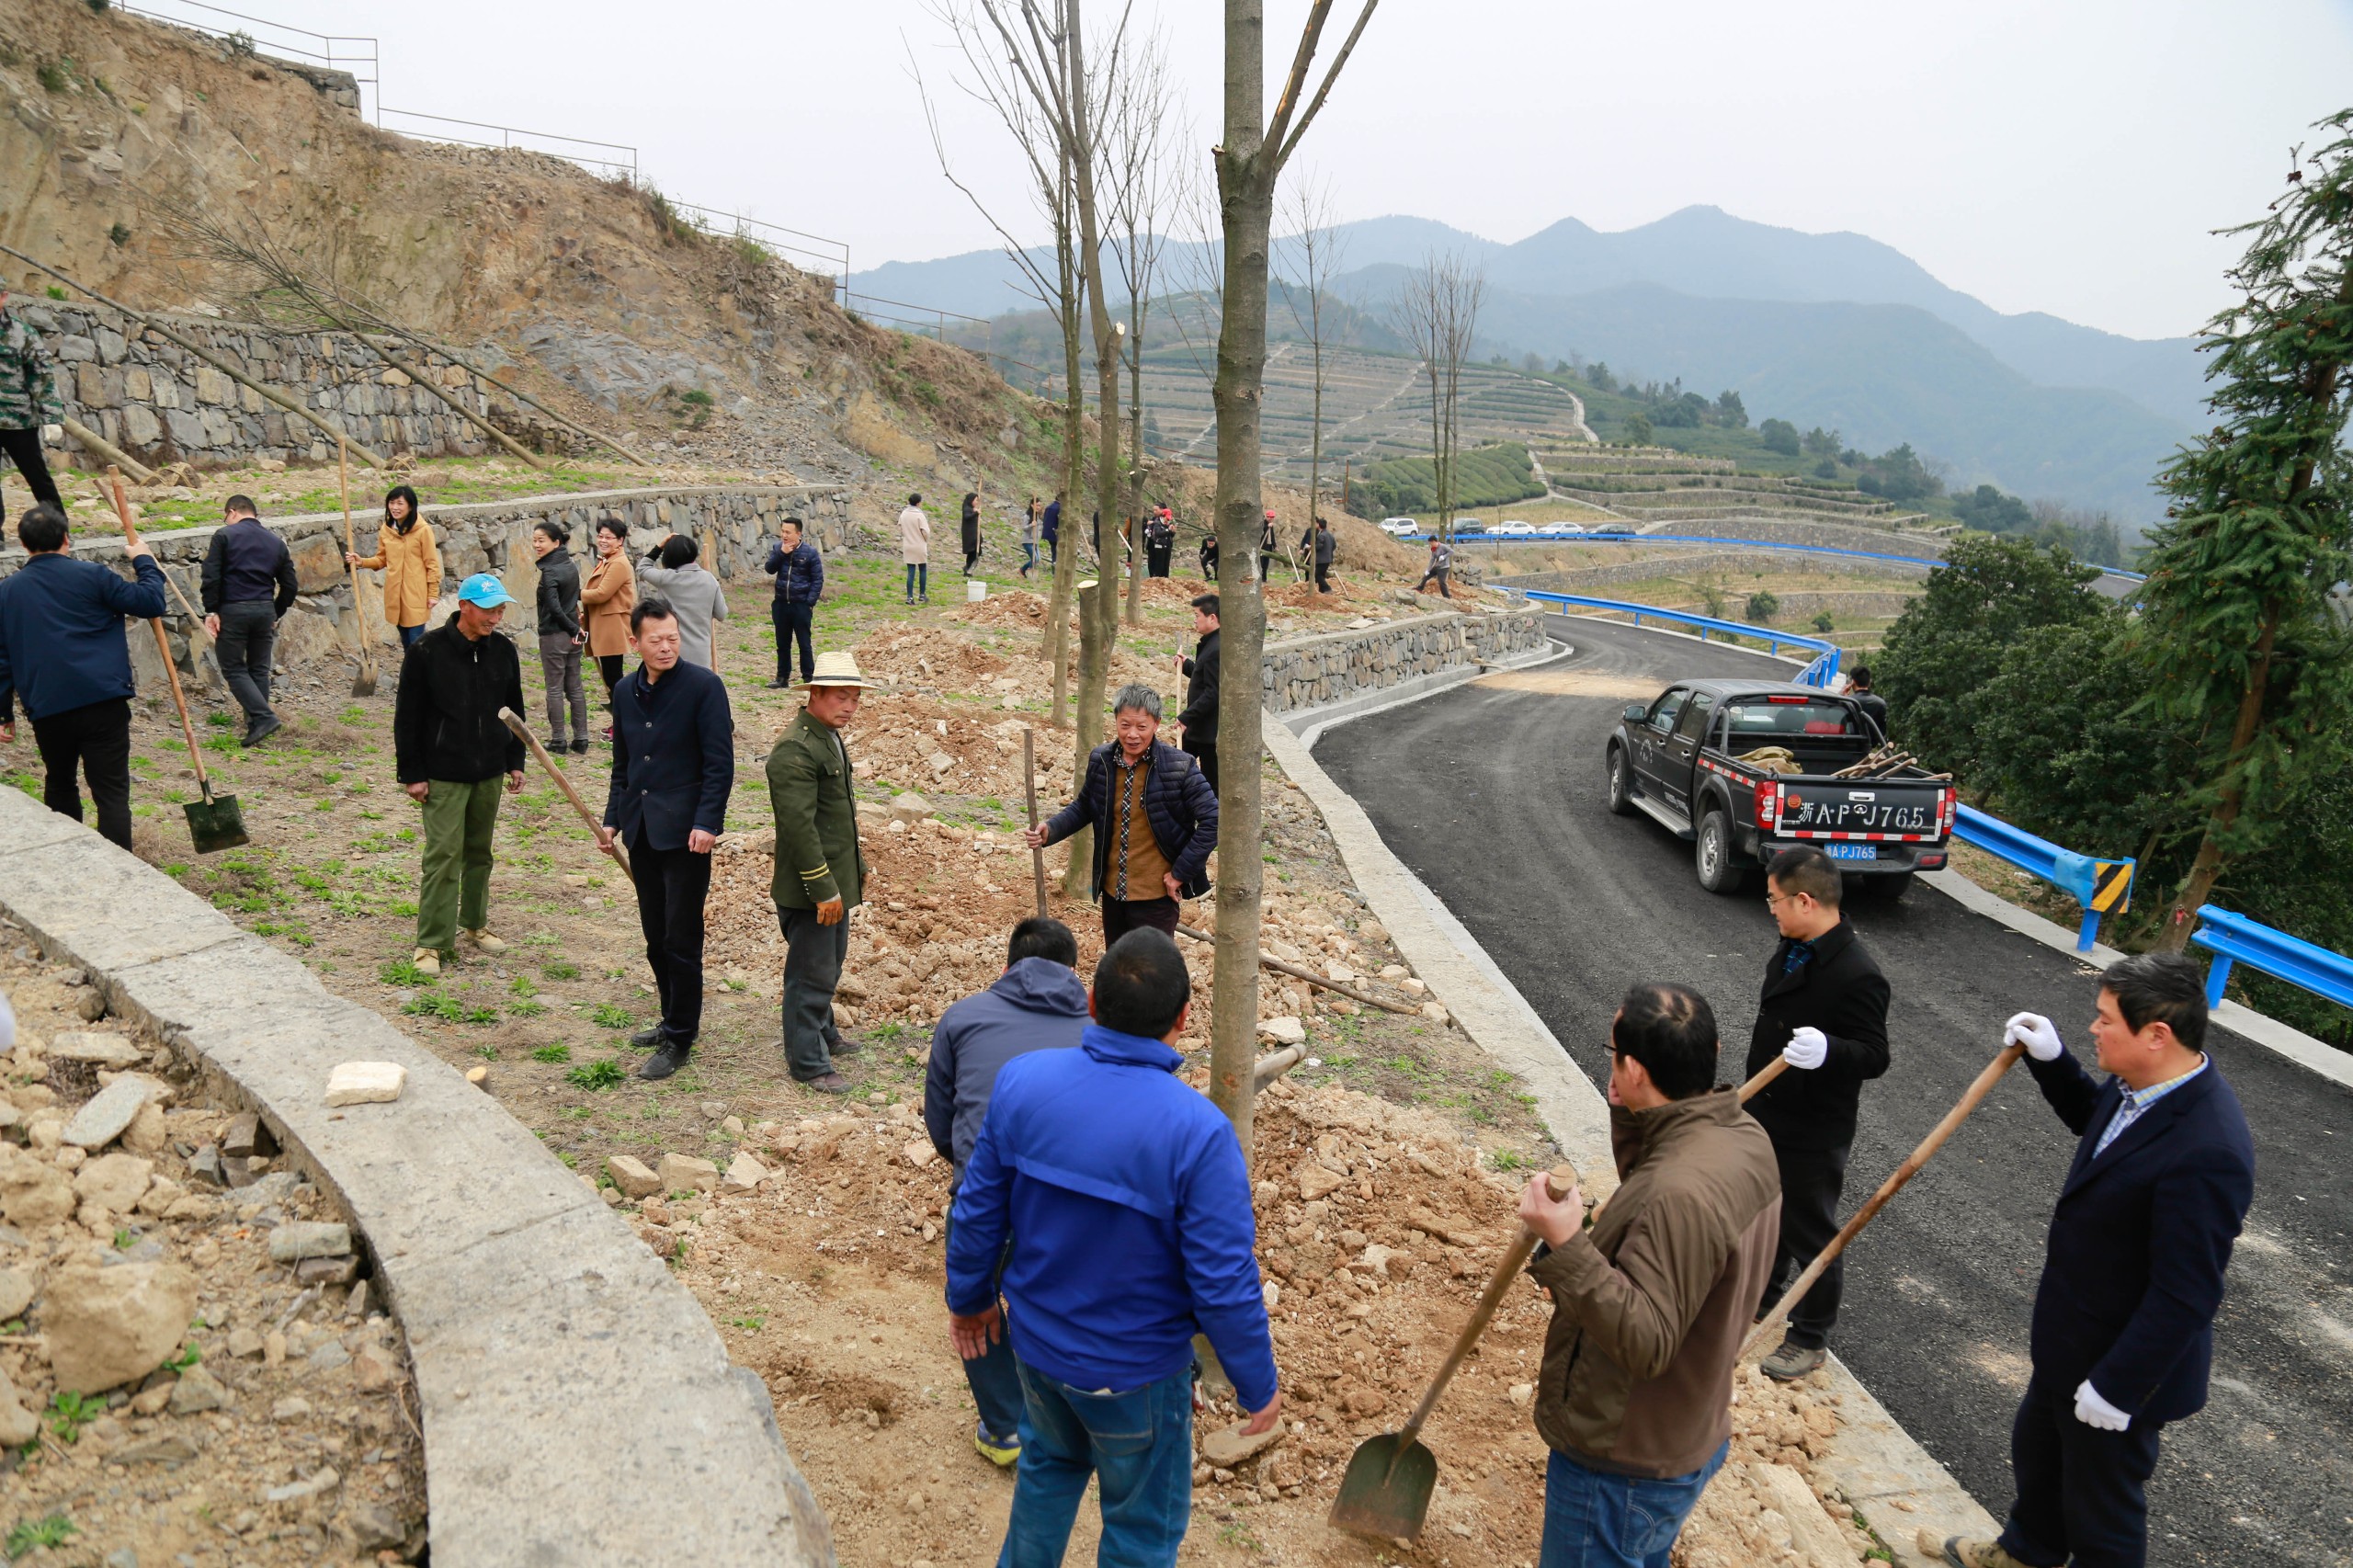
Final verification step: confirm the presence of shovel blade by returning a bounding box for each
[184,792,249,855]
[1326,1431,1438,1541]
[350,664,377,698]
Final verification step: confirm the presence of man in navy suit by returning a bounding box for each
[1945,952,2255,1568]
[598,596,733,1082]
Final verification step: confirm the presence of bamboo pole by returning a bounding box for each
[342,329,544,469]
[59,416,157,484]
[1023,727,1050,918]
[349,316,654,467]
[0,241,389,467]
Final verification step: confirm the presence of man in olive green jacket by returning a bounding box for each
[1516,981,1780,1567]
[767,652,874,1094]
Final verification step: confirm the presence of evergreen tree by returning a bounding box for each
[2136,110,2353,948]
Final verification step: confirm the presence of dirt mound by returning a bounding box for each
[854,629,1012,692]
[950,589,1055,630]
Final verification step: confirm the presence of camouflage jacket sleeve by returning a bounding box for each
[0,313,63,430]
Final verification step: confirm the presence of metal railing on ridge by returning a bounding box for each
[1518,588,1843,687]
[374,108,639,183]
[117,0,379,113]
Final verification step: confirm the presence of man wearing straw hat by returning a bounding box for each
[767,650,875,1095]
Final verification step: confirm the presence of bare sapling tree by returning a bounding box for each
[1207,0,1382,1152]
[913,6,1092,725]
[1106,31,1181,627]
[1280,171,1348,540]
[1392,249,1484,540]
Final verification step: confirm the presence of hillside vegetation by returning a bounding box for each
[1355,441,1543,515]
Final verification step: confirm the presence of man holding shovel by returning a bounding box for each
[598,597,733,1083]
[1515,982,1780,1568]
[393,574,525,978]
[0,503,166,849]
[766,651,874,1095]
[1943,953,2254,1568]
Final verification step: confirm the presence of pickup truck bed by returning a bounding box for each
[1605,679,1955,896]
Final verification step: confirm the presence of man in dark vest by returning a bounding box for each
[1743,844,1890,1381]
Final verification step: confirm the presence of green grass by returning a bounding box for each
[566,1058,627,1090]
[590,1002,634,1029]
[46,1389,103,1443]
[6,1515,78,1554]
[532,1043,573,1063]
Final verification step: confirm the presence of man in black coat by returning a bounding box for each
[1743,844,1890,1381]
[199,494,298,746]
[1024,684,1217,945]
[1944,953,2254,1568]
[597,597,734,1082]
[1173,594,1221,791]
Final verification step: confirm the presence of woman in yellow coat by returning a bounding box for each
[579,516,637,740]
[345,485,442,649]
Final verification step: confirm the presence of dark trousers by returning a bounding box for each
[777,903,850,1081]
[1313,559,1332,592]
[214,600,278,724]
[1184,738,1219,794]
[1998,1377,2165,1568]
[631,839,712,1045]
[0,426,62,522]
[1762,1139,1847,1350]
[963,545,982,574]
[944,1199,1026,1441]
[772,600,814,684]
[396,623,426,651]
[537,633,586,744]
[1102,896,1180,947]
[31,697,132,850]
[595,653,624,704]
[1416,568,1452,598]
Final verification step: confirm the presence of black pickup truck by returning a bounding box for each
[1604,678,1955,897]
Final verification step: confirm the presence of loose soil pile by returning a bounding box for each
[0,937,425,1566]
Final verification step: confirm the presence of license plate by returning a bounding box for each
[1824,843,1878,861]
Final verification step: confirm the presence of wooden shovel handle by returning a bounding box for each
[1024,727,1048,918]
[338,437,375,678]
[498,707,630,878]
[1394,1164,1574,1449]
[104,470,211,799]
[1744,1042,2026,1358]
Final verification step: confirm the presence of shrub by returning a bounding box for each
[1746,590,1780,623]
[1813,611,1836,633]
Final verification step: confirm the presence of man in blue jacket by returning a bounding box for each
[598,597,734,1082]
[0,504,167,849]
[199,494,298,746]
[1024,684,1217,946]
[925,915,1090,1467]
[1944,952,2256,1568]
[947,928,1280,1567]
[761,516,824,688]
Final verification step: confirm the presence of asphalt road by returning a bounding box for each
[1317,613,2353,1568]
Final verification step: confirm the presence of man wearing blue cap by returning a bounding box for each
[393,574,526,977]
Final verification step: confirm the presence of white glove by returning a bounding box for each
[41,423,63,443]
[2005,1012,2064,1062]
[2074,1380,2131,1431]
[1781,1026,1828,1071]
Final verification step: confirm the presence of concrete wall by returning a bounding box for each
[0,483,852,687]
[1260,608,1548,714]
[21,301,513,471]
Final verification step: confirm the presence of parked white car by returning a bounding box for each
[1496,520,1537,536]
[1552,522,1589,536]
[1379,517,1421,536]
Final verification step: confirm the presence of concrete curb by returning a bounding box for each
[1290,633,1572,749]
[1263,696,2002,1556]
[0,789,834,1567]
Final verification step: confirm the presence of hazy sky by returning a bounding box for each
[192,0,2352,342]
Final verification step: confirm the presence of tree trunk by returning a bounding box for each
[1126,317,1147,628]
[1043,177,1086,727]
[1207,1,1275,1157]
[2156,609,2279,949]
[1063,580,1106,897]
[1065,0,1125,797]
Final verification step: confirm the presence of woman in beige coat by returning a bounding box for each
[898,491,931,606]
[579,516,637,739]
[345,484,442,648]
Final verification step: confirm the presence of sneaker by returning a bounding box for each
[636,1040,692,1081]
[568,738,590,756]
[1759,1340,1827,1382]
[460,929,508,954]
[801,1072,854,1095]
[1942,1539,2038,1568]
[973,1423,1021,1469]
[629,1026,664,1049]
[410,947,442,978]
[242,714,282,747]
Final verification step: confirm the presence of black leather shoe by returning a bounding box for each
[828,1035,866,1057]
[629,1026,664,1049]
[801,1072,853,1095]
[636,1040,692,1081]
[568,738,590,755]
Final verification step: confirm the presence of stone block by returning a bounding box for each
[97,325,128,363]
[164,407,205,449]
[121,403,161,448]
[51,1031,143,1068]
[44,1258,199,1393]
[73,1151,153,1212]
[658,1153,721,1194]
[324,1061,406,1106]
[193,365,231,404]
[63,1073,165,1148]
[607,1154,662,1199]
[267,1221,353,1262]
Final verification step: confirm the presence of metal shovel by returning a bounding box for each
[107,470,247,853]
[1329,1057,1791,1542]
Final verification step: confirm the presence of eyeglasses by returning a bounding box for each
[1765,891,1806,909]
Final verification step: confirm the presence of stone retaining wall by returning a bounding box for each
[1659,513,1954,554]
[19,301,517,471]
[0,789,835,1566]
[1260,608,1548,714]
[0,484,852,687]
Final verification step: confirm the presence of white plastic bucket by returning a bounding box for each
[967,580,988,603]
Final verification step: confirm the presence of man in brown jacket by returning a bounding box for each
[1517,982,1781,1568]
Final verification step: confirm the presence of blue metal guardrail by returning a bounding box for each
[1519,589,1842,687]
[1413,527,2147,582]
[2189,905,2353,1013]
[1951,804,2136,952]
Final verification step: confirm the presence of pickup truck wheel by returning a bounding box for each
[1606,745,1635,816]
[1695,811,1744,893]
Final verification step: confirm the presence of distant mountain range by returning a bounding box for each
[858,206,2215,523]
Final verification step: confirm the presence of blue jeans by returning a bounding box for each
[1021,540,1039,576]
[1540,1440,1727,1568]
[396,621,426,650]
[905,562,928,599]
[1000,1364,1192,1568]
[944,1199,1025,1441]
